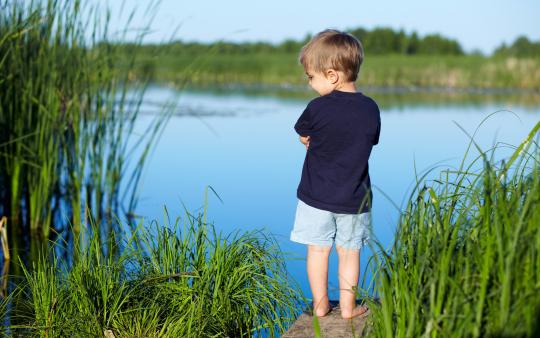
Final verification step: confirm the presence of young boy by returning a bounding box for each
[290,29,380,319]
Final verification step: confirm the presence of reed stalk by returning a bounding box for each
[0,1,163,254]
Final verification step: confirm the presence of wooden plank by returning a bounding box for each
[283,305,370,338]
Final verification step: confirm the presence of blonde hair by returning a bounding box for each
[299,29,364,82]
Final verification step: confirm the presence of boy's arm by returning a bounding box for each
[295,104,315,149]
[294,104,314,137]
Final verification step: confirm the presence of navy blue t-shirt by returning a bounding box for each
[294,90,380,214]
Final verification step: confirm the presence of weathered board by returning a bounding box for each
[283,305,370,338]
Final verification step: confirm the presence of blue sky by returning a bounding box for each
[100,0,540,54]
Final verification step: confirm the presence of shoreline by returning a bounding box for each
[157,81,540,96]
[142,82,540,108]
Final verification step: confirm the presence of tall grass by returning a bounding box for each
[6,208,301,337]
[0,0,164,251]
[364,120,540,337]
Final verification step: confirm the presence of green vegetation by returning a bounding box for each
[363,120,540,337]
[118,31,540,90]
[123,47,540,90]
[122,26,464,58]
[4,208,301,337]
[0,0,164,247]
[348,27,463,55]
[495,36,540,58]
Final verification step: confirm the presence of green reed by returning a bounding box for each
[364,120,540,337]
[7,207,301,337]
[0,1,164,249]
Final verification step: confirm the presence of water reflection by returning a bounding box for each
[163,84,540,110]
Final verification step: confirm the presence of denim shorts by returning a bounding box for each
[290,200,371,250]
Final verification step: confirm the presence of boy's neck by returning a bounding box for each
[334,81,357,93]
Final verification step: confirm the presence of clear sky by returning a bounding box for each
[99,0,540,54]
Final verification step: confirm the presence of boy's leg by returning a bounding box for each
[336,245,368,319]
[307,245,332,317]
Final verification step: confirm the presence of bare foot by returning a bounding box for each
[341,305,369,319]
[313,301,332,317]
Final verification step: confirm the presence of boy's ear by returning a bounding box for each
[325,69,339,84]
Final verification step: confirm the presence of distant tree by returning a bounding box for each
[396,29,407,54]
[364,27,402,54]
[278,39,302,53]
[349,27,463,55]
[349,27,368,45]
[513,36,534,55]
[251,42,274,53]
[494,36,540,57]
[418,34,463,55]
[512,36,540,57]
[406,32,420,55]
[115,26,471,57]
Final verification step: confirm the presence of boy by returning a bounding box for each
[290,29,380,319]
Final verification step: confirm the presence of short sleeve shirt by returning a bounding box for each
[294,90,381,214]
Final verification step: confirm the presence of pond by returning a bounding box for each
[133,85,540,301]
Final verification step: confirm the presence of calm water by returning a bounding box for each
[133,85,540,301]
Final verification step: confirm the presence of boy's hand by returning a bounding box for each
[299,136,310,149]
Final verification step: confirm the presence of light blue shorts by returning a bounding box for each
[290,200,371,250]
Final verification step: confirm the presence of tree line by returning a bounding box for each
[493,36,540,57]
[116,27,539,58]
